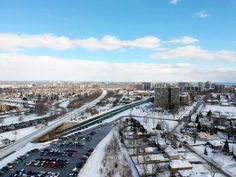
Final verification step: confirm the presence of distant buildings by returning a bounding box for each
[154,87,180,110]
[214,84,225,93]
[181,86,202,94]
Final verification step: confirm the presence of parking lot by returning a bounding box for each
[0,123,113,177]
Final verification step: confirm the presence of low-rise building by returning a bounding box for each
[180,93,190,105]
[206,140,222,150]
[169,160,193,174]
[164,145,180,160]
[156,138,168,151]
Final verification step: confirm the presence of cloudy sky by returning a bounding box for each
[0,0,236,82]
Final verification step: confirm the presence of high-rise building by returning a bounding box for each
[154,87,180,110]
[205,81,212,89]
[142,82,152,90]
[198,82,204,88]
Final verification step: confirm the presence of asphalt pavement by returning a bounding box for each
[2,123,113,177]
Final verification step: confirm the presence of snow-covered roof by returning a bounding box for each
[165,145,178,156]
[145,147,154,152]
[157,138,166,146]
[170,160,192,169]
[207,140,222,147]
[191,174,211,177]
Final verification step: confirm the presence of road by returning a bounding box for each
[0,90,107,160]
[60,98,151,136]
[2,123,113,177]
[171,98,232,177]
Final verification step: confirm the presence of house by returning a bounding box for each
[169,160,192,174]
[206,140,222,150]
[156,138,167,151]
[164,145,180,160]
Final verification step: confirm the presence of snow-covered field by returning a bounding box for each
[0,124,46,147]
[204,105,236,113]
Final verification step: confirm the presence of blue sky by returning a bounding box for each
[0,0,236,81]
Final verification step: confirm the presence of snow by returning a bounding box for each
[78,130,113,177]
[204,105,236,114]
[58,99,70,108]
[78,129,139,177]
[0,112,51,126]
[165,146,178,156]
[170,160,192,169]
[0,125,44,143]
[0,142,50,168]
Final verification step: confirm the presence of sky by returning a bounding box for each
[0,0,236,82]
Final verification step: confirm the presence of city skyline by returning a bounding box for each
[0,0,236,81]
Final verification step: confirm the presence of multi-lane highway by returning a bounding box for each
[61,98,151,136]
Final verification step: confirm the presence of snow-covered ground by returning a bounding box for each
[58,99,70,108]
[193,144,236,176]
[78,128,139,177]
[0,124,46,147]
[204,104,236,115]
[0,112,51,126]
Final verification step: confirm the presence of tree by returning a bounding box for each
[35,100,49,116]
[207,110,212,117]
[195,114,199,123]
[18,116,24,122]
[197,122,202,132]
[223,139,229,153]
[0,118,4,126]
[188,115,192,122]
[193,134,197,144]
[204,147,208,156]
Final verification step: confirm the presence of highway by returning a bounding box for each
[0,90,107,160]
[61,98,151,136]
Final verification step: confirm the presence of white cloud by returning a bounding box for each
[151,45,236,62]
[0,33,161,51]
[0,33,74,51]
[0,33,202,52]
[124,36,161,49]
[170,0,180,5]
[167,36,199,45]
[75,35,161,51]
[194,9,210,18]
[75,36,123,51]
[0,53,235,82]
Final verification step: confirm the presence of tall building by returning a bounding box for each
[142,82,152,90]
[154,87,180,110]
[205,81,212,89]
